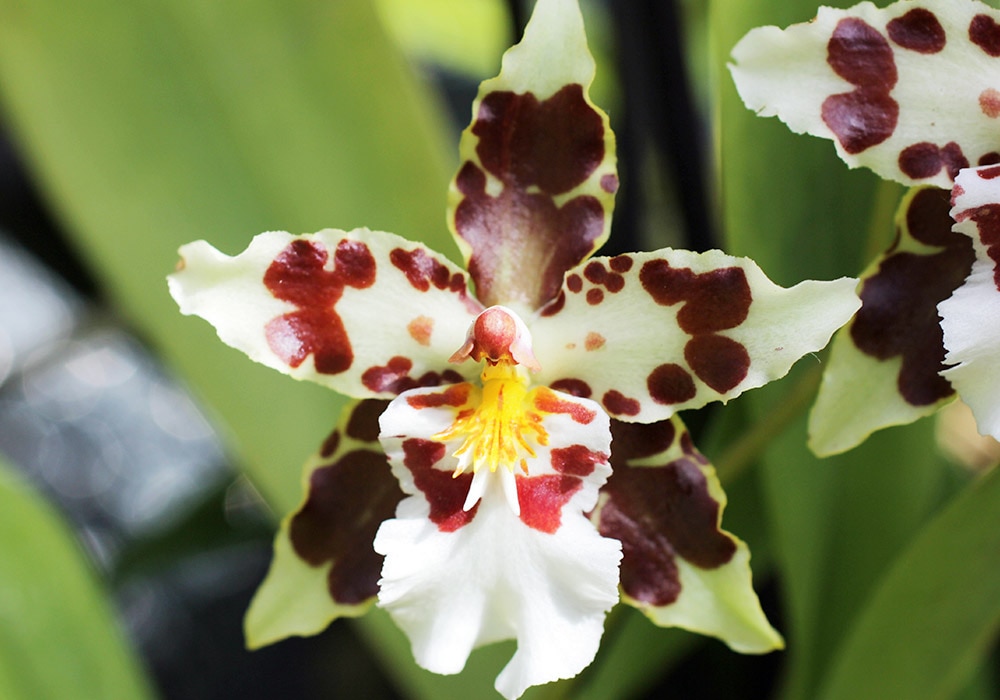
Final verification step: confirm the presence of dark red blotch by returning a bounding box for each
[887,8,946,53]
[851,188,973,405]
[361,356,463,395]
[264,239,376,374]
[289,401,400,605]
[598,419,736,607]
[402,438,478,532]
[970,14,1000,56]
[639,259,752,396]
[822,18,899,155]
[454,84,608,310]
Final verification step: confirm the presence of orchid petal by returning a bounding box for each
[531,249,860,421]
[245,400,401,647]
[595,417,782,653]
[375,382,621,699]
[940,165,1000,440]
[448,0,617,312]
[810,187,972,455]
[730,0,1000,188]
[169,228,482,397]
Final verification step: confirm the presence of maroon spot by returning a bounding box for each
[851,188,973,405]
[584,261,608,284]
[647,363,697,405]
[567,274,583,293]
[675,268,752,334]
[827,18,898,87]
[264,239,376,374]
[320,430,340,458]
[453,84,609,310]
[980,152,1000,166]
[390,247,456,292]
[822,19,899,154]
[474,85,605,195]
[639,258,692,306]
[609,255,634,273]
[899,142,943,179]
[289,448,403,605]
[607,418,676,462]
[941,142,970,180]
[960,203,1000,291]
[548,378,593,398]
[598,419,736,606]
[907,187,961,246]
[345,399,389,443]
[335,239,379,288]
[551,444,606,477]
[405,383,472,409]
[517,475,582,533]
[971,14,1000,56]
[362,357,463,395]
[540,289,566,317]
[586,288,605,305]
[605,273,625,293]
[603,390,641,416]
[887,8,946,53]
[402,438,478,532]
[684,335,750,394]
[822,91,900,155]
[979,165,1000,179]
[899,142,966,181]
[640,260,752,334]
[534,388,597,424]
[601,173,619,193]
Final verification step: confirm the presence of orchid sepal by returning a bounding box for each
[809,187,972,455]
[447,0,617,312]
[596,417,783,653]
[244,400,401,648]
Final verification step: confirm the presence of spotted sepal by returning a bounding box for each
[447,0,618,313]
[244,400,401,648]
[809,187,972,455]
[731,0,1000,188]
[593,417,782,653]
[940,165,1000,440]
[530,249,860,422]
[169,228,483,398]
[374,381,621,700]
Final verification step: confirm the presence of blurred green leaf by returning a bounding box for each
[0,456,153,699]
[819,466,1000,700]
[0,0,455,513]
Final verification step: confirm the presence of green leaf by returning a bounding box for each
[0,0,455,513]
[0,457,153,699]
[819,466,1000,700]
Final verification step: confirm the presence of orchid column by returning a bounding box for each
[170,0,859,697]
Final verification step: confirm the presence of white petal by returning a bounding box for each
[376,383,622,698]
[941,165,1000,438]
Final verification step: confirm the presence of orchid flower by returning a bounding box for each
[730,0,1000,454]
[169,0,859,696]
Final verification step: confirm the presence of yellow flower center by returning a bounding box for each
[433,360,548,477]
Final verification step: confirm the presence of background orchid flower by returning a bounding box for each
[730,0,1000,454]
[167,0,859,696]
